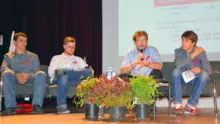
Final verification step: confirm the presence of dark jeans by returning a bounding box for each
[52,69,92,108]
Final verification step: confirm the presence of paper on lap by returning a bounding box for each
[182,70,195,83]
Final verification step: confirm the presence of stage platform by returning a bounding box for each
[0,111,220,124]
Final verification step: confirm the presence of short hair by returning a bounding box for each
[13,32,27,41]
[133,31,148,41]
[63,36,76,45]
[181,30,198,46]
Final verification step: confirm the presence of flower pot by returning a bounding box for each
[109,106,126,121]
[134,104,150,120]
[84,103,99,121]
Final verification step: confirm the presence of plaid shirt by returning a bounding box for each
[174,47,212,76]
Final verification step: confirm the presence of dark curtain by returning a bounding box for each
[0,0,102,75]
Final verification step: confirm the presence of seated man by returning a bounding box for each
[48,36,93,114]
[172,30,212,115]
[0,32,46,116]
[120,30,163,79]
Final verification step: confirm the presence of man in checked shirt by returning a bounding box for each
[0,32,46,116]
[172,30,212,115]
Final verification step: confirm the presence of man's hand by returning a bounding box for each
[16,74,25,84]
[191,47,204,58]
[138,61,150,70]
[55,69,65,77]
[89,66,95,77]
[16,73,30,84]
[137,52,144,61]
[22,73,30,83]
[191,67,201,74]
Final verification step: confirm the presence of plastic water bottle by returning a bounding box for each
[107,66,115,80]
[133,97,139,105]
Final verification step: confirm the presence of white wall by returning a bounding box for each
[102,0,220,73]
[102,0,123,73]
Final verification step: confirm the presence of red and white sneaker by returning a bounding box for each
[173,104,183,115]
[184,104,198,115]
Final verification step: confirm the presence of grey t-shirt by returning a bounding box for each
[1,51,40,74]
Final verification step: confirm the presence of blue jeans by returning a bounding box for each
[172,68,210,106]
[2,71,46,108]
[53,69,92,108]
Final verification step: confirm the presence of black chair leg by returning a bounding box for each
[153,92,156,120]
[0,81,2,112]
[213,75,218,116]
[168,82,172,116]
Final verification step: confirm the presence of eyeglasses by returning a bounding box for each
[136,39,147,43]
[66,46,75,49]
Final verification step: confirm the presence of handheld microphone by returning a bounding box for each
[139,47,144,61]
[140,49,143,53]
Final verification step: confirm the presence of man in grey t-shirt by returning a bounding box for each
[1,32,46,116]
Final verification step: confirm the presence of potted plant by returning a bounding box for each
[92,75,132,121]
[75,77,100,121]
[130,76,159,120]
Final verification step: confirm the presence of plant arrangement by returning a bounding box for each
[92,75,132,108]
[74,77,100,107]
[130,75,159,105]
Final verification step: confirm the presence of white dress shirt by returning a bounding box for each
[48,53,88,83]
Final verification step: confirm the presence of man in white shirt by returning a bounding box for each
[48,37,93,114]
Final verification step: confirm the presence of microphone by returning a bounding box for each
[140,49,143,53]
[139,47,144,61]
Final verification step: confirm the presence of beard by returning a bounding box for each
[137,46,146,52]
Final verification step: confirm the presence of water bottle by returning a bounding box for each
[133,97,139,105]
[107,66,115,80]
